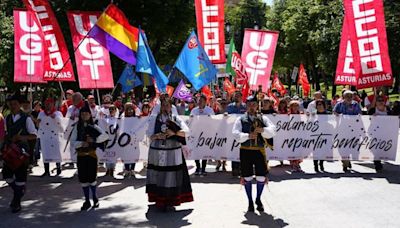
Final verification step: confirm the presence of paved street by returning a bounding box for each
[1,159,400,228]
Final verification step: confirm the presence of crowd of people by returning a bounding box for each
[0,85,399,213]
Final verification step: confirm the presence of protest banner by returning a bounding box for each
[39,115,399,162]
[241,29,279,92]
[13,9,47,84]
[67,11,114,89]
[23,0,75,81]
[342,0,393,88]
[195,0,226,64]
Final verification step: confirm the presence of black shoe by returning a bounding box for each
[201,170,207,176]
[9,197,17,208]
[195,169,201,176]
[92,198,99,208]
[314,166,319,173]
[56,169,62,176]
[41,172,50,177]
[348,162,352,169]
[11,198,22,213]
[11,203,21,213]
[343,167,349,172]
[255,199,264,212]
[81,201,91,211]
[248,203,255,212]
[320,164,325,172]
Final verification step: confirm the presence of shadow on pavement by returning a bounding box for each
[242,211,289,227]
[268,162,400,184]
[132,205,192,227]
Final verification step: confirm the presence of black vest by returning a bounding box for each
[5,112,30,150]
[240,114,266,147]
[76,123,102,152]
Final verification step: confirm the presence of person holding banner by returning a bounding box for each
[313,99,329,172]
[288,100,304,172]
[66,92,84,121]
[71,103,108,211]
[121,103,137,178]
[190,94,215,176]
[1,94,37,213]
[37,98,63,177]
[232,96,276,212]
[333,90,362,172]
[367,95,391,172]
[146,98,193,211]
[87,95,100,119]
[227,91,247,177]
[60,89,74,117]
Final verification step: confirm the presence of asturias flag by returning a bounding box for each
[173,31,217,91]
[88,4,139,65]
[136,29,169,92]
[117,64,142,93]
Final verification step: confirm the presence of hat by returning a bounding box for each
[7,94,23,103]
[66,89,74,95]
[79,101,91,114]
[289,100,300,106]
[343,90,354,96]
[292,95,299,100]
[314,91,322,95]
[87,95,95,99]
[246,95,258,103]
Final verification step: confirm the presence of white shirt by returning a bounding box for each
[306,100,317,114]
[232,114,276,143]
[190,106,215,116]
[66,105,81,121]
[151,102,178,116]
[10,113,37,135]
[89,105,100,119]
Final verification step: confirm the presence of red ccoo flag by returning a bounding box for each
[223,78,236,95]
[272,72,286,96]
[298,64,310,97]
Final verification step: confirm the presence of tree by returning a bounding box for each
[225,0,268,53]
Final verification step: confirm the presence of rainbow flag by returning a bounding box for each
[88,4,138,65]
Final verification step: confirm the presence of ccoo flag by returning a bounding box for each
[136,29,169,92]
[173,31,217,91]
[117,64,143,93]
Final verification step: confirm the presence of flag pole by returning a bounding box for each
[96,89,101,105]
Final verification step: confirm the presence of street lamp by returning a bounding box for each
[253,21,259,30]
[225,21,231,33]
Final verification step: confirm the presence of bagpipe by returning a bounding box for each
[249,113,266,147]
[159,114,186,145]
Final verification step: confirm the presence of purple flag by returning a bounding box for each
[173,80,193,102]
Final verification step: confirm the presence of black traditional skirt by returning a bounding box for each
[146,139,193,208]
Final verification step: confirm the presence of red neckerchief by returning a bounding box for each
[45,108,56,116]
[75,100,84,109]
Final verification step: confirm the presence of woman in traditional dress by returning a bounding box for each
[146,98,193,211]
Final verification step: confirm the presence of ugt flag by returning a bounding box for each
[173,31,217,91]
[117,65,143,93]
[136,29,169,92]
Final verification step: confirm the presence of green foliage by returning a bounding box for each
[225,0,267,52]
